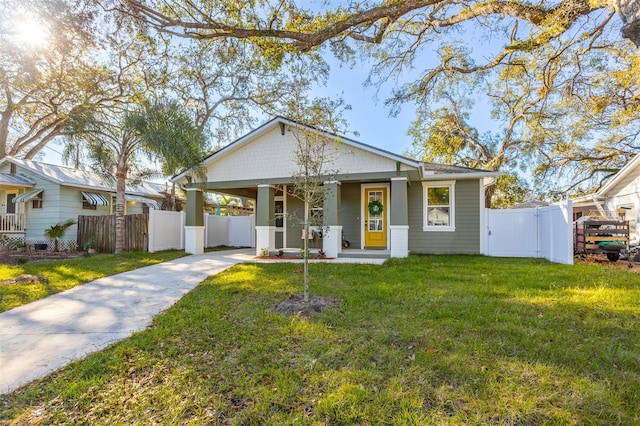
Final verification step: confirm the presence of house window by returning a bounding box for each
[32,191,43,209]
[423,181,456,232]
[10,163,16,174]
[82,195,97,210]
[275,200,284,228]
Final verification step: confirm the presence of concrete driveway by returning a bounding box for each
[0,248,385,395]
[0,249,254,395]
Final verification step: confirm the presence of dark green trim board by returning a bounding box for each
[256,185,274,227]
[390,178,408,226]
[340,183,362,249]
[185,188,204,227]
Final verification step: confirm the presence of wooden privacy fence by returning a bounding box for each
[77,214,149,253]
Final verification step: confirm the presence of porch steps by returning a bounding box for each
[338,250,390,259]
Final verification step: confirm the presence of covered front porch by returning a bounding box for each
[173,117,428,258]
[183,176,411,259]
[0,173,36,239]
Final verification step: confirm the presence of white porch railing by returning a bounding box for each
[0,214,26,233]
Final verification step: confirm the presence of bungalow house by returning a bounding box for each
[172,117,499,258]
[0,157,168,247]
[571,154,640,245]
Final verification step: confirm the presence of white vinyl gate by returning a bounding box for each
[148,210,255,252]
[483,200,573,264]
[205,214,255,248]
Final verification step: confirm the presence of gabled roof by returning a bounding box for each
[511,199,550,209]
[172,116,498,182]
[422,162,499,180]
[572,154,640,204]
[3,157,111,191]
[0,157,169,198]
[596,153,640,196]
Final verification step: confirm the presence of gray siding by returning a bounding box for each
[408,179,481,254]
[285,194,305,248]
[340,183,361,249]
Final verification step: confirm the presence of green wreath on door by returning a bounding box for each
[368,200,384,216]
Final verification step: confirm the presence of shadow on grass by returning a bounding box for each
[2,255,639,424]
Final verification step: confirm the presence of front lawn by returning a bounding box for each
[1,255,639,424]
[0,250,187,312]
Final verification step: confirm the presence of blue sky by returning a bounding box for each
[319,60,417,157]
[40,61,419,167]
[38,40,496,169]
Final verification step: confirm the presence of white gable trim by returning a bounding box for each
[172,116,422,183]
[572,154,640,204]
[599,154,640,196]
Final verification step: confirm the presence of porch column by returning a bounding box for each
[390,177,409,258]
[323,181,342,258]
[185,187,205,255]
[256,184,275,255]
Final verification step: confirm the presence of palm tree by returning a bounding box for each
[44,219,76,252]
[65,100,207,253]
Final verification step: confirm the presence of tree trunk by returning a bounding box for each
[115,169,127,253]
[303,199,309,302]
[485,184,495,208]
[0,109,12,158]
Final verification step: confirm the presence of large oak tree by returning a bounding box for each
[118,0,640,201]
[0,0,150,160]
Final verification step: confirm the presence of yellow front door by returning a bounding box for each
[364,187,387,248]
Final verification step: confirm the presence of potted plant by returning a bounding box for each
[44,219,76,252]
[12,240,29,252]
[84,236,97,254]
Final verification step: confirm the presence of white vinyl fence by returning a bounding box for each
[483,200,573,264]
[148,210,255,252]
[205,214,255,248]
[149,210,185,252]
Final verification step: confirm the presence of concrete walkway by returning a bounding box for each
[0,249,385,394]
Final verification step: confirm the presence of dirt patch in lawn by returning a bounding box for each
[273,294,341,317]
[576,254,640,274]
[1,274,48,285]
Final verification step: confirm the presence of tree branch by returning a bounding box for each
[123,0,614,52]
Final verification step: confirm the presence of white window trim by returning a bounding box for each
[422,180,456,232]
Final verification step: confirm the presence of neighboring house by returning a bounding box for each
[0,157,169,245]
[172,117,499,258]
[511,199,550,209]
[571,154,640,245]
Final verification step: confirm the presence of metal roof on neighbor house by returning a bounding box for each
[1,157,169,200]
[0,173,35,186]
[6,158,111,191]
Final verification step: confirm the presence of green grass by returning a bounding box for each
[0,250,186,312]
[1,255,639,424]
